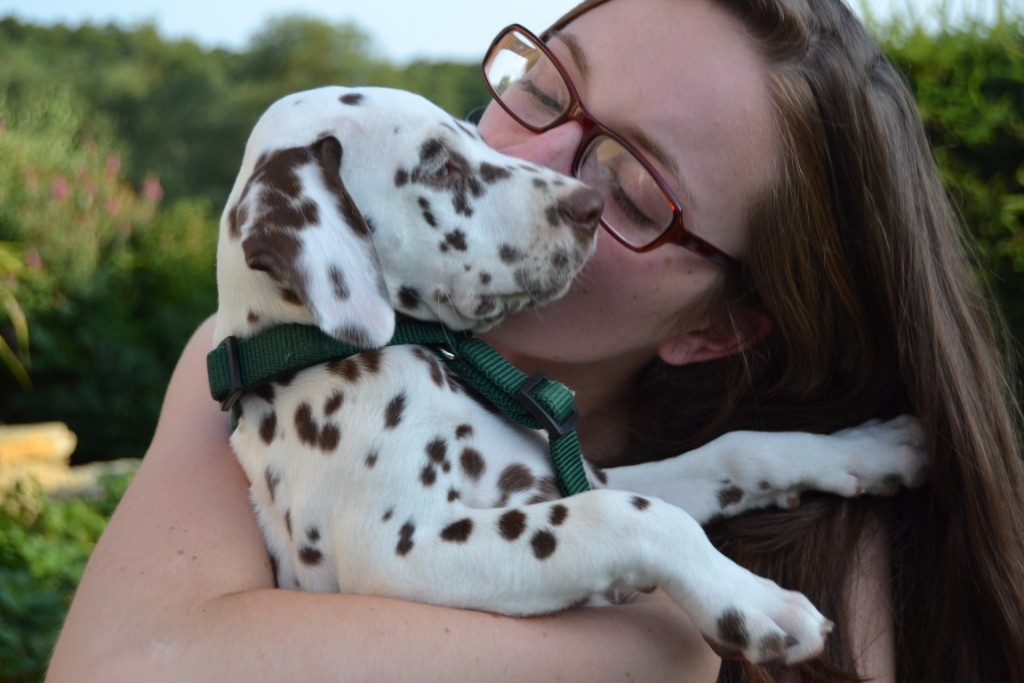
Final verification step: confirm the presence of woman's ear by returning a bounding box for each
[657,307,772,366]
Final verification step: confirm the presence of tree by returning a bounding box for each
[878,15,1024,371]
[242,15,391,92]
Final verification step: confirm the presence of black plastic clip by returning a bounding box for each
[219,335,244,412]
[517,373,581,438]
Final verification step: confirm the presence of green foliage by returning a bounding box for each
[0,85,217,463]
[243,14,388,90]
[0,242,31,389]
[876,13,1024,372]
[392,60,491,119]
[0,471,133,683]
[0,15,491,207]
[0,17,252,206]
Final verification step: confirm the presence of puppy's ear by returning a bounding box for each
[237,136,395,348]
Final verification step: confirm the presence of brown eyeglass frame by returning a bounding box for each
[481,24,742,275]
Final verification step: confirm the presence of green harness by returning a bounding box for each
[206,320,591,496]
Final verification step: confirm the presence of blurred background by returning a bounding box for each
[0,1,1021,680]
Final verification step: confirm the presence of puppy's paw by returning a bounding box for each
[830,414,929,493]
[677,569,832,665]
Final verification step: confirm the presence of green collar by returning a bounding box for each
[207,320,590,496]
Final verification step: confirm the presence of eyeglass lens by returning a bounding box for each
[483,28,677,250]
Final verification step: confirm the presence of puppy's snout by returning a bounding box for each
[557,187,604,237]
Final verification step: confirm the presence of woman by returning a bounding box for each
[47,0,1024,681]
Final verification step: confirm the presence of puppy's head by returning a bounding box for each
[215,86,602,348]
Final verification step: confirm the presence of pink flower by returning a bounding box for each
[105,153,122,180]
[25,248,42,272]
[142,175,164,202]
[51,176,70,201]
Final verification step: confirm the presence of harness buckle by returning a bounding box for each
[219,336,244,412]
[517,373,581,438]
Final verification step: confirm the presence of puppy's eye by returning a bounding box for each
[421,158,465,186]
[414,138,467,186]
[417,139,453,176]
[430,160,457,180]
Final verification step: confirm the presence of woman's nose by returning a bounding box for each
[478,105,583,176]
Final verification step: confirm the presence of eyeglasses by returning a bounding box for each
[482,24,742,274]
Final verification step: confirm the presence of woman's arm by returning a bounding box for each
[46,316,720,683]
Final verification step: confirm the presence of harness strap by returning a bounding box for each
[207,320,590,496]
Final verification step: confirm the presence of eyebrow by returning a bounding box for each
[550,29,591,79]
[550,28,697,212]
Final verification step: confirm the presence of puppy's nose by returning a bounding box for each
[557,187,604,237]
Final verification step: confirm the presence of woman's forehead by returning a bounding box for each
[543,0,617,39]
[550,0,778,256]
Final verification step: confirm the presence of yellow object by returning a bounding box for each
[0,422,79,492]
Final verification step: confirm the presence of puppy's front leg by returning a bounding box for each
[601,415,928,523]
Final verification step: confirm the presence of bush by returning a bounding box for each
[876,13,1024,373]
[0,87,217,463]
[0,471,133,683]
[0,242,30,389]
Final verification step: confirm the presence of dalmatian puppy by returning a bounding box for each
[212,86,926,665]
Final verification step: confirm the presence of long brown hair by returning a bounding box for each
[548,0,1024,680]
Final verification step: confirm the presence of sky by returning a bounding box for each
[0,0,1011,64]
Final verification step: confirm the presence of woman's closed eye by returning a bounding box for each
[590,152,664,232]
[609,180,659,229]
[518,77,564,114]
